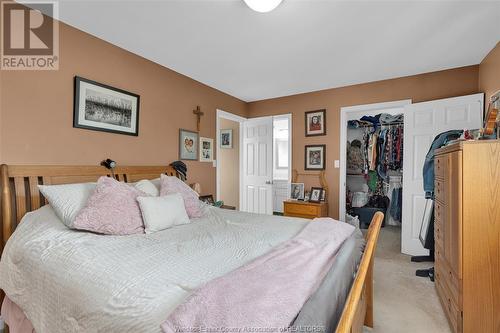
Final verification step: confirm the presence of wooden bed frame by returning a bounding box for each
[0,164,383,333]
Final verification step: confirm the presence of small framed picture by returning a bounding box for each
[305,109,326,137]
[199,195,214,205]
[309,187,323,203]
[73,76,140,136]
[290,183,305,200]
[320,188,327,202]
[179,129,199,160]
[220,129,233,148]
[305,144,326,170]
[199,137,214,162]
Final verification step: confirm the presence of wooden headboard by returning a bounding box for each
[0,164,177,252]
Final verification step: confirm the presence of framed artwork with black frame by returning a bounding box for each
[73,76,140,136]
[305,109,326,137]
[179,129,199,160]
[304,144,326,170]
[309,187,324,203]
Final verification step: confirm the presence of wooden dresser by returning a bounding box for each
[283,200,328,219]
[434,141,500,333]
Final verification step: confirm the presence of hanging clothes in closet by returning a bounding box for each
[347,113,404,227]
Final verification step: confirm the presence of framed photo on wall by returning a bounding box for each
[73,76,140,136]
[220,129,233,148]
[305,144,326,170]
[305,109,326,136]
[199,137,214,162]
[179,129,199,160]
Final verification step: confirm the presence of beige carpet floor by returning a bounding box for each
[363,226,451,333]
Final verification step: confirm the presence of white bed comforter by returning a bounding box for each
[0,205,307,333]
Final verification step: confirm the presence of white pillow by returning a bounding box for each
[137,193,190,233]
[38,183,96,228]
[133,179,160,196]
[150,178,161,191]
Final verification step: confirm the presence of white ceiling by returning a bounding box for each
[43,1,499,102]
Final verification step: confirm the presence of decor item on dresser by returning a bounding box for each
[199,195,215,205]
[305,109,326,136]
[179,129,199,160]
[220,129,233,148]
[309,187,324,203]
[199,137,214,162]
[434,141,500,333]
[73,76,140,136]
[290,183,305,200]
[481,92,499,137]
[304,144,326,170]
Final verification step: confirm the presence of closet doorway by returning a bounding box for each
[341,94,483,256]
[340,100,411,255]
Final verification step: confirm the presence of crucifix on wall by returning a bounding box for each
[193,106,204,132]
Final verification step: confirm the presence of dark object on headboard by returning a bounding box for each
[100,159,117,177]
[170,161,187,180]
[100,159,116,170]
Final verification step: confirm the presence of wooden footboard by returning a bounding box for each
[336,212,383,333]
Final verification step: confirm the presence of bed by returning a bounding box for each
[0,164,383,333]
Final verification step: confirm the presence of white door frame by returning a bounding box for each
[216,109,246,206]
[272,113,293,183]
[339,99,412,221]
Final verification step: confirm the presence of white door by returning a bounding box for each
[242,116,274,214]
[402,93,483,255]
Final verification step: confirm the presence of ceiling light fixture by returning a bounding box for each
[243,0,283,13]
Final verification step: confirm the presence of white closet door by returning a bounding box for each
[402,93,483,255]
[241,116,274,215]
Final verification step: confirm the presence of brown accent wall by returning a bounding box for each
[1,8,496,217]
[218,118,240,209]
[479,42,500,103]
[0,18,247,197]
[247,66,480,218]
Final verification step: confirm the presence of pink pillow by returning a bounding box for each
[160,174,203,218]
[73,176,146,235]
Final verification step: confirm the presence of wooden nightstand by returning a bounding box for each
[283,200,328,219]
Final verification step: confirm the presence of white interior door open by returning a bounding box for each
[242,116,274,215]
[402,93,483,255]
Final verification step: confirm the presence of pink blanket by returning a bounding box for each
[161,218,355,333]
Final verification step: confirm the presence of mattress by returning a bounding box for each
[0,205,362,333]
